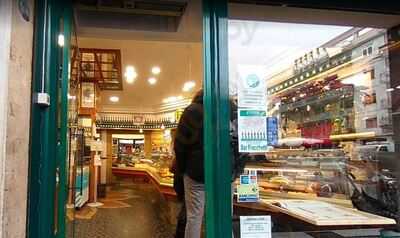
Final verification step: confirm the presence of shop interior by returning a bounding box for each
[64,1,400,238]
[66,1,202,237]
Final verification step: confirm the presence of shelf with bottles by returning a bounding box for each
[96,113,178,130]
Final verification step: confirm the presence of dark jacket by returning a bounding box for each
[174,92,204,183]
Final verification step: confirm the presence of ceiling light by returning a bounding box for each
[125,66,137,83]
[110,96,119,102]
[386,88,395,92]
[162,96,183,104]
[396,85,400,89]
[183,81,196,92]
[152,66,161,75]
[148,77,157,85]
[58,34,64,47]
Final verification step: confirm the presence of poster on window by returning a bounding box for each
[237,65,266,109]
[238,109,268,152]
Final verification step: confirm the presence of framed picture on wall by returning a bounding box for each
[81,82,95,108]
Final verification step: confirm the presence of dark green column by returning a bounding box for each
[27,0,69,237]
[203,0,232,237]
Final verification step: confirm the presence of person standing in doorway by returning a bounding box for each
[170,154,186,238]
[174,89,204,238]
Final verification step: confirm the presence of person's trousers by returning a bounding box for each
[174,174,186,238]
[184,174,205,238]
[175,202,186,238]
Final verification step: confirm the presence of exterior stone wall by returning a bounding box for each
[0,0,34,237]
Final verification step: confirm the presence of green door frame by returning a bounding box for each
[27,0,72,237]
[56,4,73,237]
[202,1,232,238]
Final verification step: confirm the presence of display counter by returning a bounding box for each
[234,148,398,230]
[112,163,175,197]
[113,148,397,230]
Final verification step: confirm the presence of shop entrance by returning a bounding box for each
[27,1,400,238]
[28,1,206,238]
[64,1,204,237]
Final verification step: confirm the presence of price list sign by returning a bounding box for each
[240,216,271,238]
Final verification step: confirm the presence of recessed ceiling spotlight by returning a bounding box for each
[152,66,161,75]
[110,96,119,102]
[183,81,196,92]
[125,66,137,83]
[148,77,157,85]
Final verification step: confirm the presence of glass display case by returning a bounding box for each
[242,149,352,206]
[112,137,175,186]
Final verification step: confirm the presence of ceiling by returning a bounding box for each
[78,37,202,113]
[74,0,203,42]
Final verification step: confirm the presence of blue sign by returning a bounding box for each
[267,117,278,146]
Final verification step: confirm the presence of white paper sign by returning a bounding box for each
[238,65,266,108]
[94,154,102,166]
[240,216,271,238]
[238,109,268,152]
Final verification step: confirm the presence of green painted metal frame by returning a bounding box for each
[202,1,232,237]
[27,1,72,237]
[56,3,73,237]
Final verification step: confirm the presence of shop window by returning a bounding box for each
[365,68,375,80]
[228,20,398,238]
[366,117,378,128]
[363,46,373,56]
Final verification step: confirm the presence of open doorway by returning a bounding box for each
[27,1,400,238]
[65,1,203,237]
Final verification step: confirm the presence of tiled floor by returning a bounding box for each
[67,180,178,238]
